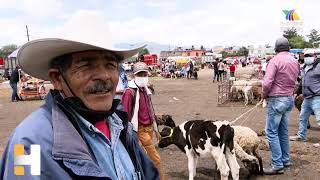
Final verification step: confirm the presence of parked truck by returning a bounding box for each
[142,54,158,65]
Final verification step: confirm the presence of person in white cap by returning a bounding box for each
[290,50,320,142]
[0,38,159,180]
[122,62,164,180]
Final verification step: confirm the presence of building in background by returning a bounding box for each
[248,45,275,57]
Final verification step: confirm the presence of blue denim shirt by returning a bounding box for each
[0,91,159,180]
[76,113,138,180]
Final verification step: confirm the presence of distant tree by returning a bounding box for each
[221,50,228,58]
[200,45,204,50]
[289,35,312,49]
[307,29,320,48]
[283,27,298,40]
[282,28,312,49]
[0,44,18,58]
[138,48,150,60]
[238,47,249,57]
[191,45,195,50]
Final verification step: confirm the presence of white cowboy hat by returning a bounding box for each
[17,38,145,80]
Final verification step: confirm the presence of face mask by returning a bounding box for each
[304,57,315,65]
[52,90,119,124]
[135,77,149,87]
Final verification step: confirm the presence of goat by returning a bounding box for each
[158,120,240,180]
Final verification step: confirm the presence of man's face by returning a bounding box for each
[50,50,119,111]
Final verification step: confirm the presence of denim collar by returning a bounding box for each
[45,93,110,178]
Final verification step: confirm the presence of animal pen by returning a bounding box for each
[217,65,263,106]
[217,80,232,106]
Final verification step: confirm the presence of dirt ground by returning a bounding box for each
[1,68,320,179]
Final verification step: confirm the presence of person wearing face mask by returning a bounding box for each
[122,62,164,180]
[290,50,320,142]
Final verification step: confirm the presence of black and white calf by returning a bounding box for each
[158,120,240,180]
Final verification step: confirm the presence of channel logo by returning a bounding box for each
[283,10,300,21]
[14,144,41,176]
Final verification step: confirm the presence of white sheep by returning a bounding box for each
[232,125,263,175]
[231,80,253,105]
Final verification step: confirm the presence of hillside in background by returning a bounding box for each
[115,42,171,54]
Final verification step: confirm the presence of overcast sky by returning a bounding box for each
[1,0,320,48]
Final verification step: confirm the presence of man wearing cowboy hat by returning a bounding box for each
[0,38,159,180]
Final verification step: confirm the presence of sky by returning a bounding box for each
[1,0,320,49]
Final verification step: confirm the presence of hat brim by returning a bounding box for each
[18,38,145,80]
[134,69,149,75]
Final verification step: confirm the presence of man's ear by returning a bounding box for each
[48,69,63,90]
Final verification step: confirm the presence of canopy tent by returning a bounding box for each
[289,49,303,53]
[8,47,20,58]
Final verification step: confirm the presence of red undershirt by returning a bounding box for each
[94,119,111,140]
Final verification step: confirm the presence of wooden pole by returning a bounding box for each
[26,25,30,41]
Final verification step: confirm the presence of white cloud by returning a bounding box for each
[108,0,320,47]
[0,0,64,18]
[1,0,320,48]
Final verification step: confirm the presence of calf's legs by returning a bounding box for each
[186,150,197,180]
[225,147,240,180]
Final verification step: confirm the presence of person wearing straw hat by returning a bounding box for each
[0,36,159,179]
[122,62,164,180]
[262,37,300,175]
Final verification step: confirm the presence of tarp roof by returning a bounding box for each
[289,49,303,53]
[8,47,20,58]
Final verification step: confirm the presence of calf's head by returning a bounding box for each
[158,127,174,148]
[155,114,176,128]
[162,115,176,127]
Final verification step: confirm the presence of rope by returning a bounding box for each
[230,99,263,125]
[161,128,174,139]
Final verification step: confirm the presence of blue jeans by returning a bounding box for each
[213,70,219,81]
[297,96,320,139]
[265,96,294,169]
[10,82,19,101]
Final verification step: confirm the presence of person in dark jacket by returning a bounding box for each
[290,50,320,142]
[0,37,159,180]
[9,65,21,102]
[212,58,219,82]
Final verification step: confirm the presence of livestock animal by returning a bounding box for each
[231,80,262,105]
[155,114,176,128]
[232,126,263,175]
[158,120,240,180]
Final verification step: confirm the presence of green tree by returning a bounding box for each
[138,48,150,58]
[238,47,249,57]
[283,27,298,40]
[282,28,312,49]
[289,35,312,49]
[0,44,18,58]
[221,50,228,58]
[307,29,320,48]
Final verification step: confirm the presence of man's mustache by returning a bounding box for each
[84,80,114,94]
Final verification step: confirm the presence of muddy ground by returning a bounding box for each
[0,68,320,179]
